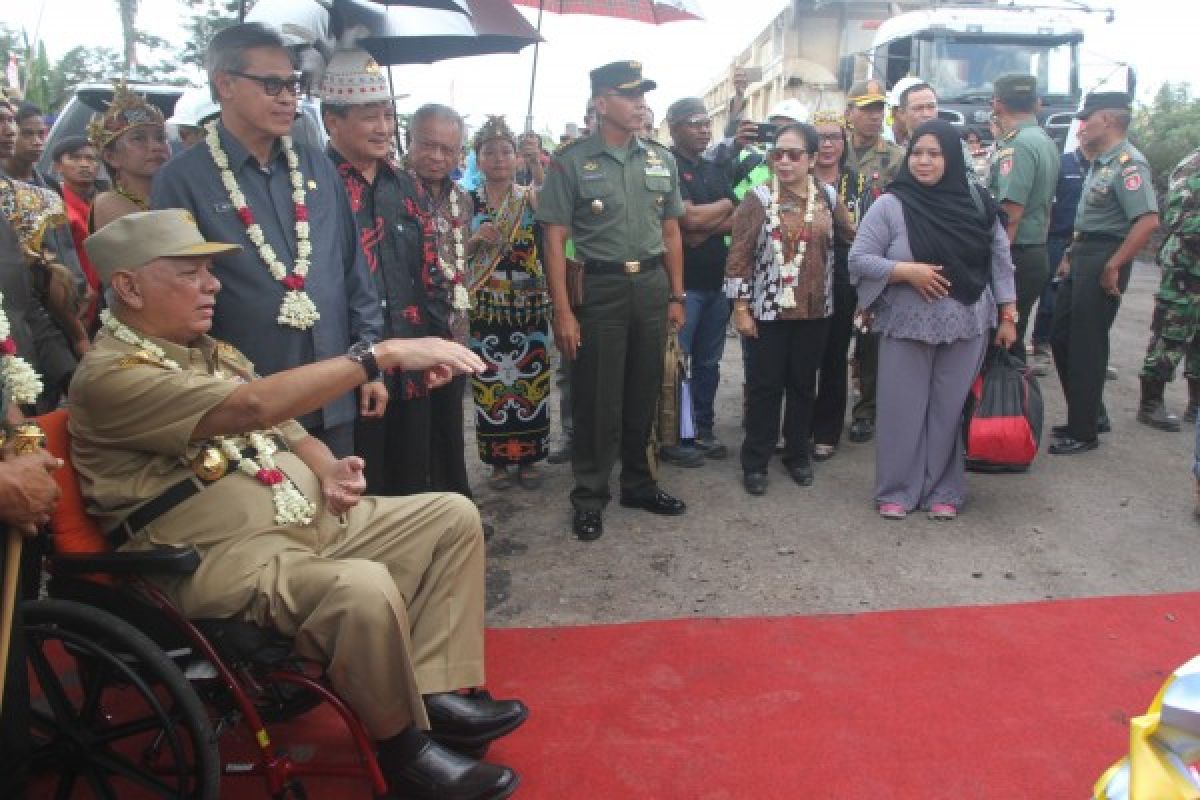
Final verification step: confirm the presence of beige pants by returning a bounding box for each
[141,487,485,740]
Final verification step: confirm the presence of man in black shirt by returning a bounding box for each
[665,97,737,463]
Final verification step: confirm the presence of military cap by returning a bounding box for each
[1075,91,1133,119]
[847,79,887,108]
[993,73,1038,105]
[666,97,707,124]
[590,61,656,96]
[84,210,241,283]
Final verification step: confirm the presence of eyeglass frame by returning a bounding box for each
[768,147,810,162]
[226,70,307,97]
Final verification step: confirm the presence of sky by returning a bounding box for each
[8,0,1193,136]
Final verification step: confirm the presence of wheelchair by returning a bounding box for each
[18,409,392,799]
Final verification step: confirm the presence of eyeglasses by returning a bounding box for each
[681,117,712,129]
[768,148,809,162]
[816,133,842,144]
[227,70,305,97]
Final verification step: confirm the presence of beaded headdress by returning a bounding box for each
[87,81,165,151]
[472,115,517,154]
[810,110,847,128]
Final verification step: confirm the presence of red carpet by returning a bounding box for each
[224,593,1200,799]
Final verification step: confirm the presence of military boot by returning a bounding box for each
[1185,377,1200,424]
[1137,376,1182,432]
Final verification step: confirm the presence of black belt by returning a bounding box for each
[111,477,206,548]
[583,255,663,275]
[1074,232,1123,243]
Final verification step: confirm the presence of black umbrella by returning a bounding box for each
[340,0,542,66]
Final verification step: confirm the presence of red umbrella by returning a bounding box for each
[512,0,704,129]
[511,0,702,24]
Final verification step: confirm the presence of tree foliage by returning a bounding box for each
[1132,82,1200,191]
[181,0,257,69]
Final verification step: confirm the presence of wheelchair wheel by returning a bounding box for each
[23,598,221,799]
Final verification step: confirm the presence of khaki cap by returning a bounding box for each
[84,210,241,284]
[847,79,887,107]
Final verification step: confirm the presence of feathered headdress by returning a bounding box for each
[472,115,517,154]
[87,81,165,151]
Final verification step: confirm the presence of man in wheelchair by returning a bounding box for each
[71,210,526,799]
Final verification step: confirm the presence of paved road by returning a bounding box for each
[474,261,1197,628]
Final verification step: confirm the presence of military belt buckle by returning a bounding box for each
[623,261,641,274]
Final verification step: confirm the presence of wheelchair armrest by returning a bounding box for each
[50,547,202,576]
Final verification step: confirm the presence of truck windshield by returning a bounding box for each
[917,35,1077,103]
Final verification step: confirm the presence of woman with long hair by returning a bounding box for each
[726,123,854,496]
[88,83,170,232]
[464,116,553,491]
[849,119,1017,520]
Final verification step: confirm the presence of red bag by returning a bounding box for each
[963,347,1043,472]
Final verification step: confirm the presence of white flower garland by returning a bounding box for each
[205,124,320,330]
[445,191,472,311]
[764,176,817,309]
[101,310,317,526]
[0,292,43,406]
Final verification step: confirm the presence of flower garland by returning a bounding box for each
[100,310,317,526]
[204,124,320,330]
[764,176,817,309]
[445,190,472,311]
[0,293,43,406]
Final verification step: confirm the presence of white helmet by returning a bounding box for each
[767,98,809,124]
[888,76,926,108]
[166,87,220,130]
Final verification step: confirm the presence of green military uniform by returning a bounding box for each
[989,114,1061,353]
[1051,99,1158,442]
[536,62,685,513]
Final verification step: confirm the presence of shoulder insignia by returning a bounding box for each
[582,160,600,172]
[554,138,581,155]
[1118,151,1132,165]
[216,341,248,363]
[116,351,170,370]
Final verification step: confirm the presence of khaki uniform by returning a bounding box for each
[1051,139,1158,440]
[989,119,1061,352]
[68,329,485,739]
[845,136,902,428]
[536,132,684,509]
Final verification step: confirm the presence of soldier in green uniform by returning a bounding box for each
[845,79,905,444]
[537,60,688,541]
[989,74,1061,359]
[1049,92,1160,454]
[74,210,528,799]
[1138,146,1200,430]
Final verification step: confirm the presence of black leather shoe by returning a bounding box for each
[848,418,874,443]
[572,509,603,541]
[426,690,529,754]
[743,471,768,496]
[382,738,519,800]
[1048,436,1099,455]
[1051,417,1111,438]
[787,462,814,487]
[619,490,687,515]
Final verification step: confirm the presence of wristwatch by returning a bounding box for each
[346,341,381,382]
[668,293,686,305]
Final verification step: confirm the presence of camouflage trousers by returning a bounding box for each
[1141,250,1200,383]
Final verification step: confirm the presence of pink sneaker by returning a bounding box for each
[928,503,957,521]
[878,502,907,520]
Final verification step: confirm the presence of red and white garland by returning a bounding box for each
[0,293,43,406]
[101,310,317,526]
[445,191,471,311]
[764,176,817,309]
[205,124,320,330]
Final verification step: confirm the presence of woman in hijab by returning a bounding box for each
[849,119,1017,521]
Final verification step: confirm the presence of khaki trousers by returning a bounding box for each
[140,483,485,740]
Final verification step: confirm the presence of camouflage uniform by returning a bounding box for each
[1140,148,1200,400]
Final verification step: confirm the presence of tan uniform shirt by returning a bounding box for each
[68,329,310,539]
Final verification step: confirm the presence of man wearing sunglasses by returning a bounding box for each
[538,60,689,541]
[152,23,383,461]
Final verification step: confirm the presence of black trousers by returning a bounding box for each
[1009,243,1050,361]
[741,317,831,474]
[1051,239,1130,441]
[355,376,472,498]
[812,283,857,447]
